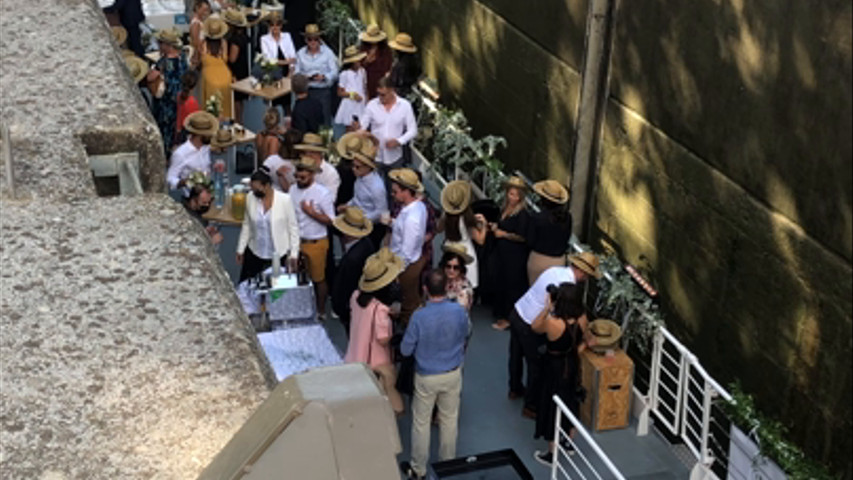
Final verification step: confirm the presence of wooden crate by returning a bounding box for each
[579,349,634,432]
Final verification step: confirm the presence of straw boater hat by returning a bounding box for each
[293,156,322,173]
[533,179,569,205]
[183,111,219,137]
[441,180,472,215]
[442,242,474,264]
[333,206,373,238]
[111,26,128,46]
[120,48,136,58]
[154,28,183,48]
[124,55,149,84]
[567,251,602,279]
[374,246,405,272]
[265,11,285,25]
[504,175,528,191]
[302,24,324,37]
[222,9,249,28]
[203,17,229,39]
[295,132,328,153]
[588,319,622,352]
[359,253,403,292]
[389,33,417,53]
[211,128,236,149]
[352,141,378,169]
[389,168,423,193]
[336,132,363,160]
[360,24,387,43]
[342,45,367,64]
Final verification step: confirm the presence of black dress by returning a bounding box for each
[490,208,530,319]
[534,320,582,440]
[227,31,249,102]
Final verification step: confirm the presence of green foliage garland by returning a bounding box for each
[317,0,365,51]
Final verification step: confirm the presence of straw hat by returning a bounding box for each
[183,111,219,137]
[441,180,472,215]
[334,206,374,238]
[154,28,183,48]
[302,23,324,37]
[222,9,249,28]
[336,132,363,160]
[203,17,229,39]
[389,168,423,193]
[211,128,236,149]
[293,156,321,173]
[567,251,602,279]
[533,179,569,205]
[374,246,405,272]
[111,26,128,46]
[359,253,402,292]
[120,48,136,58]
[294,132,328,153]
[442,242,474,264]
[360,24,387,43]
[503,175,528,191]
[342,45,367,64]
[352,141,378,169]
[124,55,149,84]
[265,11,285,25]
[588,319,622,352]
[389,32,417,53]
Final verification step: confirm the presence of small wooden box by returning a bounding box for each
[579,349,634,432]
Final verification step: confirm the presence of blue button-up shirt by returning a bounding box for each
[348,170,387,222]
[401,299,469,375]
[294,44,338,89]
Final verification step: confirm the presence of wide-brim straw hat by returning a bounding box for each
[302,23,324,37]
[124,55,149,84]
[389,32,417,53]
[442,242,474,264]
[359,253,402,292]
[222,9,249,28]
[389,168,423,193]
[293,156,322,173]
[588,319,622,351]
[441,180,472,215]
[334,206,374,238]
[336,132,363,160]
[342,45,367,64]
[265,11,285,26]
[112,26,128,46]
[295,132,328,153]
[203,17,229,39]
[374,246,404,272]
[154,28,183,48]
[211,128,236,149]
[352,141,378,170]
[183,111,220,137]
[360,24,387,43]
[503,175,528,191]
[533,179,569,205]
[567,251,602,279]
[120,48,136,58]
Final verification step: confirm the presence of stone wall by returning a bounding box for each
[353,0,852,476]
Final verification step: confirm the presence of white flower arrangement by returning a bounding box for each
[204,92,222,118]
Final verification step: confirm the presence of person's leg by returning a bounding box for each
[511,311,544,414]
[508,309,525,396]
[410,373,438,477]
[302,238,330,317]
[435,369,463,461]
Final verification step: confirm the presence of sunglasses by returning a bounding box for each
[445,264,461,271]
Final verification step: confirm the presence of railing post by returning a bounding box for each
[675,351,691,439]
[551,405,562,479]
[700,381,717,467]
[648,329,664,410]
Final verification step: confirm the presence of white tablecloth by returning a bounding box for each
[257,326,343,381]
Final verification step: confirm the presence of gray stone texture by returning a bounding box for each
[0,0,276,478]
[356,0,852,476]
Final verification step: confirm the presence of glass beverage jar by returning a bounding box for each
[231,185,247,221]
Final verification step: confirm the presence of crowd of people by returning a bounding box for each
[109,3,612,478]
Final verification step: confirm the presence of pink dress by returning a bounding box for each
[344,292,393,368]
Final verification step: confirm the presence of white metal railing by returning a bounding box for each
[551,395,627,480]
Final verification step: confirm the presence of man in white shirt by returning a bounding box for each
[166,111,218,191]
[356,75,417,174]
[509,251,602,419]
[289,156,336,320]
[388,168,427,326]
[338,134,388,249]
[294,132,341,200]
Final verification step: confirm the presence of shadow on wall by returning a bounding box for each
[595,0,852,477]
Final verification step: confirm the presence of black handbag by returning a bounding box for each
[235,146,256,175]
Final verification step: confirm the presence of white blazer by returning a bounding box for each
[237,189,301,260]
[260,32,296,63]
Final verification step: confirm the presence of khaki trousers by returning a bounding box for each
[410,368,463,477]
[373,363,404,414]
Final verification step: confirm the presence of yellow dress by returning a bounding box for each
[201,42,233,119]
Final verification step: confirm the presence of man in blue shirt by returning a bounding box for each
[400,269,468,480]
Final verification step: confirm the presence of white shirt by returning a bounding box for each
[360,96,417,166]
[253,202,275,259]
[348,170,387,222]
[260,32,296,64]
[288,181,335,240]
[390,200,427,267]
[514,266,576,324]
[263,154,295,192]
[333,68,367,126]
[294,44,338,89]
[166,140,211,190]
[315,159,341,201]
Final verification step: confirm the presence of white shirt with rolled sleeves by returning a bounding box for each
[348,170,387,222]
[260,33,296,64]
[315,159,341,201]
[390,200,427,268]
[514,266,576,325]
[166,140,211,190]
[359,96,417,166]
[288,182,335,240]
[294,44,338,89]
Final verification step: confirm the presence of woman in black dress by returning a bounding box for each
[527,179,572,285]
[531,282,588,466]
[224,9,249,124]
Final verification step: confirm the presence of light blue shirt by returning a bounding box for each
[401,299,469,375]
[294,44,338,89]
[348,170,387,222]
